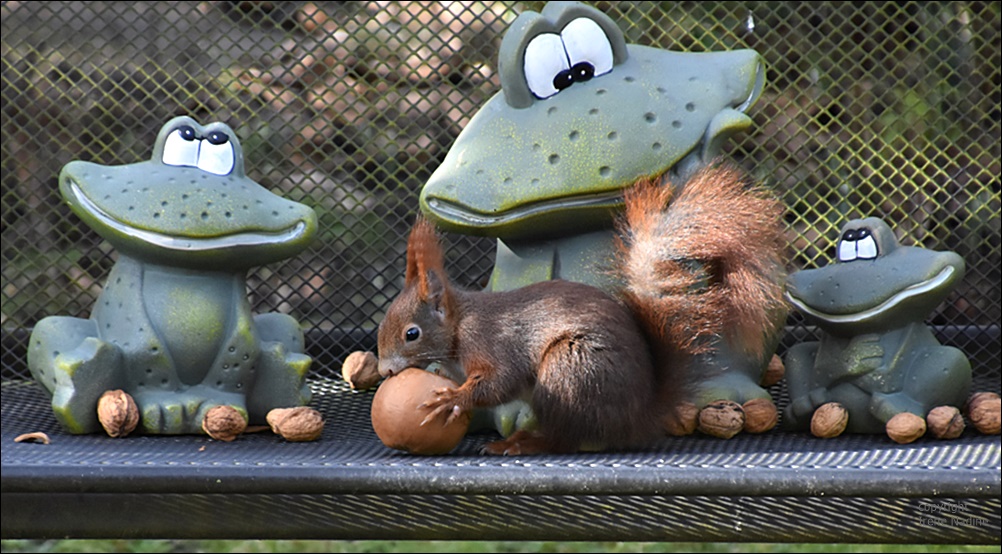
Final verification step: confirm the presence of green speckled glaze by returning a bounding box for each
[421,0,763,240]
[59,118,316,269]
[28,116,317,435]
[783,217,971,434]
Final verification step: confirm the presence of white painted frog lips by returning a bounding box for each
[68,182,309,252]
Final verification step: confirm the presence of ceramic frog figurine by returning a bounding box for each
[783,217,971,436]
[417,0,779,436]
[28,116,318,435]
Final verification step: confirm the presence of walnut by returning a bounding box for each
[370,368,471,455]
[341,350,382,390]
[97,389,140,438]
[697,400,745,439]
[966,392,1000,435]
[201,405,247,442]
[267,406,325,442]
[759,354,785,387]
[886,412,926,444]
[926,406,965,440]
[810,402,848,439]
[662,401,699,436]
[742,398,778,434]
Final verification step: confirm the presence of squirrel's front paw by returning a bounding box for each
[420,387,467,427]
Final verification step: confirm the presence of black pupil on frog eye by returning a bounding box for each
[552,61,596,92]
[405,327,420,342]
[571,61,594,82]
[842,228,872,242]
[553,69,574,91]
[206,131,229,145]
[178,125,196,141]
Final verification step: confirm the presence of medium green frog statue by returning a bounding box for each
[418,1,778,436]
[783,217,972,438]
[28,116,318,435]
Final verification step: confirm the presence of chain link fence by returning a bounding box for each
[3,1,999,385]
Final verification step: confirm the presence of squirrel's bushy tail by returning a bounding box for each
[615,160,789,374]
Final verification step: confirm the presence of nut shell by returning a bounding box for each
[886,412,926,444]
[341,350,381,390]
[97,390,140,438]
[267,406,324,442]
[697,400,745,439]
[202,405,247,442]
[966,392,1000,435]
[926,406,965,440]
[370,368,471,455]
[742,398,778,434]
[810,402,848,439]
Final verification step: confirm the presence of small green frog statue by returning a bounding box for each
[28,116,318,436]
[783,217,972,442]
[416,1,782,437]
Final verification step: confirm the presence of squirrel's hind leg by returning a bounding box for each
[481,429,574,456]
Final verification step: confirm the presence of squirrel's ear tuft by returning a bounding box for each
[404,217,449,302]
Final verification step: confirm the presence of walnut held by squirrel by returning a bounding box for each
[377,162,787,455]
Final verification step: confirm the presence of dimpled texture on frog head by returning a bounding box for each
[785,217,966,337]
[420,0,765,240]
[59,116,317,270]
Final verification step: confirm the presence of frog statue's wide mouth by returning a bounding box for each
[420,44,765,240]
[784,245,966,333]
[59,161,317,267]
[65,180,310,253]
[786,263,959,326]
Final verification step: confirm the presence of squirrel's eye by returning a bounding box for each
[405,326,421,342]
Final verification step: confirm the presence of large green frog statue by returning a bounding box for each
[28,116,318,435]
[417,1,779,436]
[783,217,971,438]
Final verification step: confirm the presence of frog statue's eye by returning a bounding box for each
[524,17,614,99]
[838,228,879,263]
[161,126,235,176]
[162,127,201,167]
[196,131,234,176]
[524,33,569,98]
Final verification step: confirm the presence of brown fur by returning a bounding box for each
[379,219,660,454]
[378,160,788,455]
[616,161,788,363]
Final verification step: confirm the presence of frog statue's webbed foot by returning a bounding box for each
[134,387,249,435]
[479,397,537,438]
[28,317,124,434]
[686,343,779,435]
[245,312,313,422]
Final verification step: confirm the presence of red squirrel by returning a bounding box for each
[377,161,787,455]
